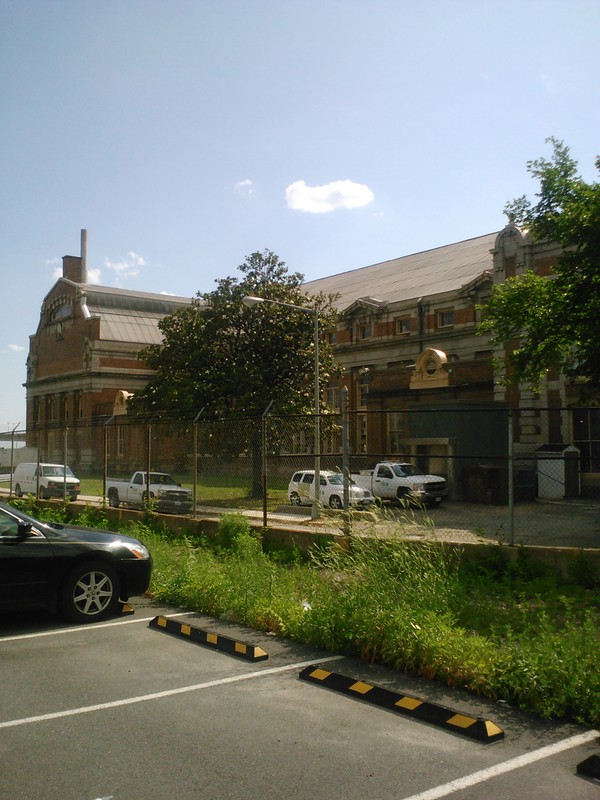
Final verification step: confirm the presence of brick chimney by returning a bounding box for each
[62,229,88,283]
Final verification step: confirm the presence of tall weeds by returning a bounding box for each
[13,501,598,728]
[129,515,598,727]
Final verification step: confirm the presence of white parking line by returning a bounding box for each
[0,655,343,729]
[0,612,190,643]
[399,729,600,800]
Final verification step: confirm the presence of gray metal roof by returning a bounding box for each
[303,232,498,312]
[94,310,171,344]
[74,281,197,345]
[81,283,193,313]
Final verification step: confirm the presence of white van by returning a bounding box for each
[13,463,81,500]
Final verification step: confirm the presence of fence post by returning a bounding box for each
[262,401,274,528]
[146,422,152,509]
[342,386,351,536]
[508,409,515,546]
[9,424,19,497]
[62,426,69,501]
[192,408,205,519]
[103,416,115,505]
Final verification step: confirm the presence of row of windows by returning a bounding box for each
[328,308,461,345]
[32,395,84,423]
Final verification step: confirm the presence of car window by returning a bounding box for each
[0,509,20,537]
[133,473,143,485]
[320,477,327,486]
[301,474,314,484]
[150,473,173,485]
[378,466,393,478]
[392,464,422,477]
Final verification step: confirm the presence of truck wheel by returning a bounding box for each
[15,483,22,497]
[108,489,120,508]
[289,492,302,506]
[329,495,343,509]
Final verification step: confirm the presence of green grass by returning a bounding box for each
[11,498,600,728]
[139,515,600,728]
[78,475,288,509]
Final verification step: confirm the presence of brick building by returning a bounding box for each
[25,231,194,470]
[304,224,597,495]
[24,227,598,493]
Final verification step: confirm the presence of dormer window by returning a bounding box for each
[357,322,372,340]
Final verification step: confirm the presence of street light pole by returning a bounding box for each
[242,295,321,519]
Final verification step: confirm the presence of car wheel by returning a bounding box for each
[329,495,343,509]
[40,487,49,500]
[59,561,121,623]
[107,489,120,508]
[289,492,302,506]
[15,483,22,497]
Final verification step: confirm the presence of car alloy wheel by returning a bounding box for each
[60,561,120,623]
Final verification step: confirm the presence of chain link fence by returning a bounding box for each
[0,406,598,548]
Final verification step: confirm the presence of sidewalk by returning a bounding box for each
[265,498,600,550]
[1,487,598,550]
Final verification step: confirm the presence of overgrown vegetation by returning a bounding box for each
[13,501,600,727]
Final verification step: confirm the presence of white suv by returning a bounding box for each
[287,470,375,509]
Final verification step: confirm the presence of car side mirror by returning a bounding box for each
[17,522,33,538]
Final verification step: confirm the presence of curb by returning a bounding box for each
[148,615,269,662]
[299,665,504,743]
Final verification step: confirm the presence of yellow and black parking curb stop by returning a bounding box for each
[148,615,269,662]
[577,754,600,781]
[119,602,135,616]
[299,665,504,743]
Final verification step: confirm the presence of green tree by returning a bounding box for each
[131,249,340,418]
[479,138,600,389]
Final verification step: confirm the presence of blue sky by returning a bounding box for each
[1,0,599,429]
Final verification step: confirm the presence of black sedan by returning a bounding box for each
[0,501,152,624]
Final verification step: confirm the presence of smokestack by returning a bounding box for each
[80,229,88,283]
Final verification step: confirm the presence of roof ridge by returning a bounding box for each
[304,231,499,286]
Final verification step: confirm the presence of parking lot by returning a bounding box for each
[1,598,598,800]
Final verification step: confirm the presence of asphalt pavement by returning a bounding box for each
[1,597,599,800]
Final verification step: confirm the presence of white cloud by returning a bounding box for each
[8,344,25,352]
[104,251,145,280]
[46,257,61,280]
[285,179,374,213]
[46,256,101,283]
[235,178,256,196]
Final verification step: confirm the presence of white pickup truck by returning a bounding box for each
[106,471,193,514]
[351,462,447,506]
